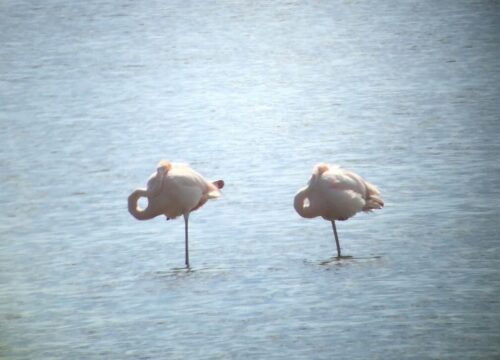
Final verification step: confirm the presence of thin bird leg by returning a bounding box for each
[184,213,190,268]
[331,221,341,258]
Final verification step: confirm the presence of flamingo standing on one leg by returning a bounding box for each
[294,163,384,258]
[128,161,224,268]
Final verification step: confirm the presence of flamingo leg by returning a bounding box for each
[184,213,190,268]
[331,221,341,258]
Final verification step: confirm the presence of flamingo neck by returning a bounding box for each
[128,189,159,220]
[294,187,317,219]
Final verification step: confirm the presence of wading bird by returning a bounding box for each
[128,161,224,267]
[294,163,383,258]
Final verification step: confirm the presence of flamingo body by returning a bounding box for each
[128,161,224,267]
[294,163,383,257]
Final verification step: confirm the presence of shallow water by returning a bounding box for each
[1,0,500,358]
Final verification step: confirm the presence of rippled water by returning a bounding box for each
[1,0,500,358]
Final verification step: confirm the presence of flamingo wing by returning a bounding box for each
[313,168,367,220]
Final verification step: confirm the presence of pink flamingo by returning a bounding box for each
[294,163,384,258]
[128,161,224,267]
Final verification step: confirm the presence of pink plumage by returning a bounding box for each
[128,161,224,267]
[294,163,383,257]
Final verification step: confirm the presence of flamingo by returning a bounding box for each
[294,163,384,258]
[128,160,224,267]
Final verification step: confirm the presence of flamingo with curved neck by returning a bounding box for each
[294,163,384,258]
[128,160,224,267]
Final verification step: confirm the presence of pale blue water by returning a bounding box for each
[1,0,500,359]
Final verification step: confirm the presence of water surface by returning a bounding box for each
[1,0,500,358]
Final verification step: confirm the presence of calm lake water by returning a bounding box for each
[1,0,500,358]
